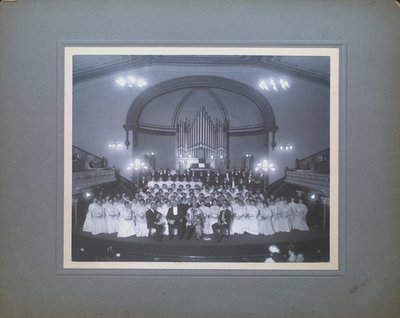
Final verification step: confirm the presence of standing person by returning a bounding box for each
[258,201,275,236]
[277,200,292,233]
[199,200,211,235]
[292,199,310,231]
[83,198,97,233]
[117,201,136,238]
[114,197,125,219]
[91,200,107,235]
[288,197,297,223]
[134,199,149,237]
[270,201,280,233]
[166,200,185,240]
[231,199,245,235]
[104,198,119,234]
[243,199,259,235]
[146,202,164,242]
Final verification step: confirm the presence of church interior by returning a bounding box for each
[71,54,331,263]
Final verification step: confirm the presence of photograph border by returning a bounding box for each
[57,43,346,275]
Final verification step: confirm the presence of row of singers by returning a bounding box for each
[82,197,309,241]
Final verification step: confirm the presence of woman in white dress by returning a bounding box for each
[291,199,310,231]
[255,197,264,211]
[91,200,107,235]
[276,200,292,232]
[104,199,119,234]
[82,198,96,233]
[258,202,275,236]
[117,201,136,238]
[134,199,148,237]
[231,200,245,235]
[199,200,211,235]
[270,201,280,233]
[243,199,259,235]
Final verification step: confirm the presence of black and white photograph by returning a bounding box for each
[3,1,400,316]
[65,46,339,270]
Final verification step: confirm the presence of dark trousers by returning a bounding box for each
[185,225,195,239]
[212,222,227,242]
[149,224,164,241]
[168,224,184,239]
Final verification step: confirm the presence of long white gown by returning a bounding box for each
[243,204,259,235]
[276,204,291,232]
[104,202,119,234]
[292,203,309,231]
[258,206,275,235]
[231,204,245,235]
[270,204,280,233]
[91,204,107,235]
[134,204,148,237]
[199,205,211,235]
[82,202,95,232]
[117,206,135,238]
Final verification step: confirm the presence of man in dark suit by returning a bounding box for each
[212,201,233,243]
[146,202,164,242]
[166,200,186,240]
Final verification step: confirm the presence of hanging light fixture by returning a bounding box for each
[115,75,148,88]
[259,78,290,92]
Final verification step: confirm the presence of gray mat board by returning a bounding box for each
[0,0,399,317]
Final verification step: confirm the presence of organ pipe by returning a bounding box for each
[175,107,228,170]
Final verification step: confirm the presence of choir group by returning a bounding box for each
[82,182,309,242]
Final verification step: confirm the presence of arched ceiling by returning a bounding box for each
[124,75,278,135]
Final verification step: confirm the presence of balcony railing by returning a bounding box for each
[285,169,329,196]
[295,148,329,174]
[72,168,117,194]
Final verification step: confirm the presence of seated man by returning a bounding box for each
[185,203,205,240]
[145,202,164,242]
[211,201,233,243]
[166,200,185,240]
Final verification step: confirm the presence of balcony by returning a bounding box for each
[285,169,329,196]
[73,168,117,195]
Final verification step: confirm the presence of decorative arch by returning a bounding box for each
[123,75,278,149]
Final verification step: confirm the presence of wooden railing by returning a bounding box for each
[285,169,329,196]
[73,168,117,194]
[295,148,329,174]
[73,145,108,171]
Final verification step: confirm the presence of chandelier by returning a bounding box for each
[115,75,148,88]
[259,78,290,92]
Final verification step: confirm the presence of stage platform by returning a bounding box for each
[72,229,329,263]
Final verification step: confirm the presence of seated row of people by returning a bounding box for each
[82,192,309,241]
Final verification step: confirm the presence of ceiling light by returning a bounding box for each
[259,78,290,92]
[115,77,126,87]
[115,75,147,88]
[137,79,148,87]
[278,143,294,152]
